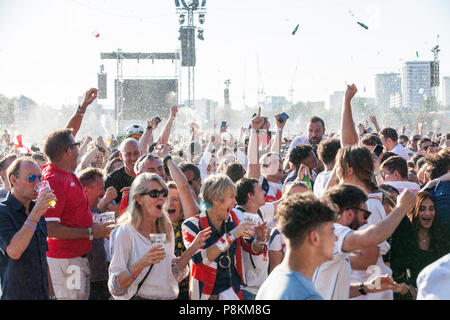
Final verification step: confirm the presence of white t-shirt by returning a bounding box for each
[234,203,275,295]
[287,135,326,154]
[259,176,283,203]
[313,170,333,198]
[386,180,421,194]
[108,223,180,300]
[268,228,286,254]
[392,144,411,161]
[313,223,353,300]
[417,253,450,300]
[386,181,420,194]
[350,193,392,300]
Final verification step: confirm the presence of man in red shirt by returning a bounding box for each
[42,89,112,300]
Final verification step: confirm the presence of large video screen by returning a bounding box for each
[115,79,178,120]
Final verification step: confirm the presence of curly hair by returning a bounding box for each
[277,192,337,248]
[317,139,341,166]
[289,144,313,168]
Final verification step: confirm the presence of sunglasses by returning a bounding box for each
[27,174,42,183]
[348,207,372,220]
[68,142,81,150]
[141,189,168,198]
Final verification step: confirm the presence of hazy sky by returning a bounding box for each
[0,0,449,109]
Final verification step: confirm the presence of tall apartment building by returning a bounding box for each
[329,91,345,109]
[443,76,450,107]
[402,61,434,109]
[375,73,401,108]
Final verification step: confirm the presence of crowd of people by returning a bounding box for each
[0,85,449,300]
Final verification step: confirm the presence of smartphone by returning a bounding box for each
[279,112,290,122]
[373,144,383,158]
[155,116,161,124]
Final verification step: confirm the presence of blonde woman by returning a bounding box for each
[108,173,210,300]
[182,174,267,300]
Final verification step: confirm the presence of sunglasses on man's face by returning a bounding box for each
[27,174,42,183]
[141,189,168,198]
[67,142,81,150]
[348,207,372,220]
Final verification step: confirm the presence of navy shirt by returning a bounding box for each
[0,193,49,300]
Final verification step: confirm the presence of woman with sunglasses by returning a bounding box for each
[182,174,268,300]
[108,173,210,300]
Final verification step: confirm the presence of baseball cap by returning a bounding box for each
[125,124,144,138]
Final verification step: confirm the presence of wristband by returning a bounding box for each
[225,232,235,245]
[100,198,107,207]
[128,270,137,280]
[96,145,106,153]
[163,155,172,165]
[250,129,259,135]
[254,237,267,246]
[358,282,367,295]
[146,125,153,131]
[24,220,36,231]
[216,234,231,252]
[88,227,93,240]
[76,105,86,116]
[277,128,283,133]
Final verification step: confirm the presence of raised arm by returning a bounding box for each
[369,114,381,134]
[164,153,200,219]
[270,113,287,155]
[341,189,416,252]
[65,88,98,138]
[158,105,178,145]
[139,118,158,154]
[340,84,359,147]
[247,107,265,179]
[76,146,99,172]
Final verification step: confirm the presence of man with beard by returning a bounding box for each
[312,184,416,300]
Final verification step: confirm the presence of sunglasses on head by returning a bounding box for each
[141,189,168,198]
[348,207,372,220]
[27,174,42,183]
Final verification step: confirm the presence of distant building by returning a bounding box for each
[329,91,344,109]
[307,101,325,109]
[402,61,434,109]
[389,92,403,108]
[187,98,218,125]
[375,73,401,108]
[443,76,450,107]
[266,96,289,110]
[13,95,37,132]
